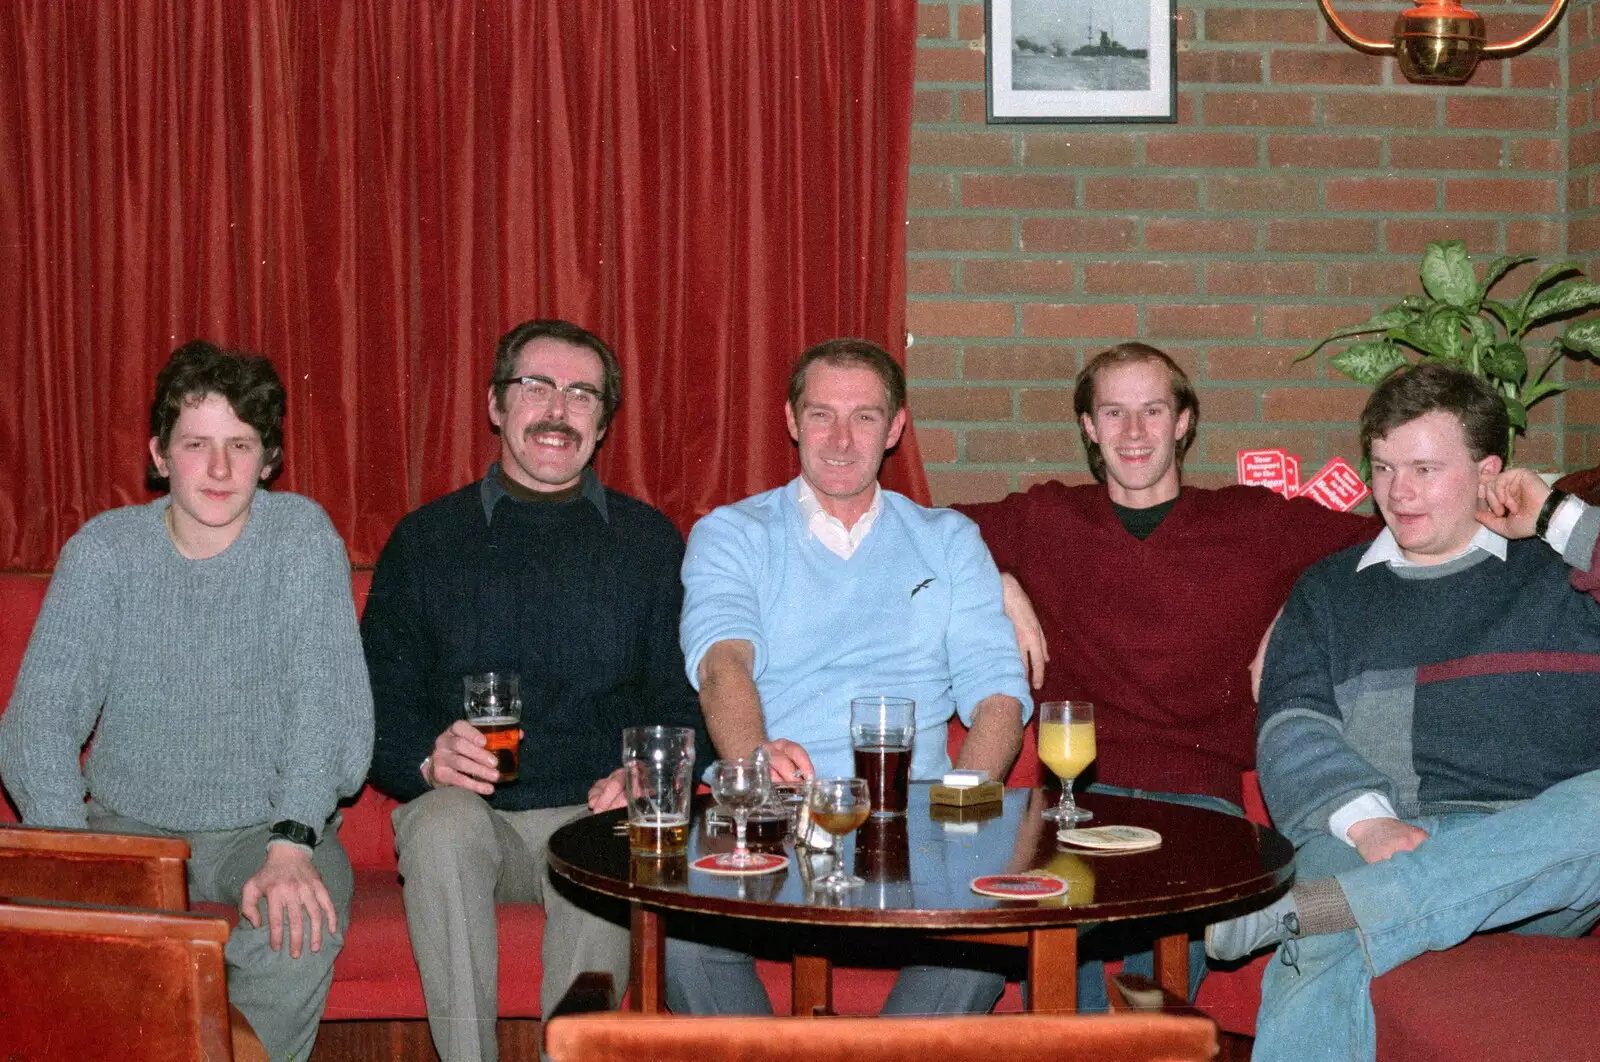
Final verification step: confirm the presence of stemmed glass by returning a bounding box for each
[709,757,772,868]
[805,778,871,890]
[1038,701,1096,824]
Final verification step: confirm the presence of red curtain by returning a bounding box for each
[0,1,923,570]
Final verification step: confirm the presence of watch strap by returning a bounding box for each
[269,819,318,848]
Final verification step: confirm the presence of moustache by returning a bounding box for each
[525,420,582,444]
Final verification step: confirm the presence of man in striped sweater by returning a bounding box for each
[1207,363,1600,1062]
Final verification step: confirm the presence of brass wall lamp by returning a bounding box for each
[1317,0,1570,84]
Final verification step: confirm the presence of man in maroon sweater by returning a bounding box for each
[954,342,1375,1008]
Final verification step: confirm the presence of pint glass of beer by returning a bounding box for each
[621,726,696,857]
[463,672,522,784]
[850,696,915,817]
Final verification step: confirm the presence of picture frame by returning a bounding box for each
[986,0,1177,124]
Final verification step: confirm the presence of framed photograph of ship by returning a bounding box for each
[986,0,1177,123]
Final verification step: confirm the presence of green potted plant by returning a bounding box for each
[1300,240,1600,463]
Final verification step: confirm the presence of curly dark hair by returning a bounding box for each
[147,340,287,484]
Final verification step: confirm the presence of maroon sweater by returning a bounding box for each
[955,483,1375,806]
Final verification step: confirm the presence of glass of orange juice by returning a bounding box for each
[1038,701,1095,824]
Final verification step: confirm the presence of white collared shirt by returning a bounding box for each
[1354,523,1508,572]
[796,478,881,559]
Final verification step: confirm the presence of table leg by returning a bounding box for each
[1151,932,1189,1002]
[792,952,832,1017]
[629,904,666,1014]
[1026,926,1077,1013]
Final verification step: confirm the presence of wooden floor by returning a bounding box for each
[311,1019,1253,1061]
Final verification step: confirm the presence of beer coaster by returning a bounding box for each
[1055,825,1162,852]
[969,873,1068,900]
[690,852,788,876]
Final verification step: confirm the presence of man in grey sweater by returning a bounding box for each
[0,341,374,1062]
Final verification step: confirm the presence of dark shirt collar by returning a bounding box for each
[479,463,609,524]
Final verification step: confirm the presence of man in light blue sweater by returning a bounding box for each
[0,341,374,1062]
[670,337,1031,1014]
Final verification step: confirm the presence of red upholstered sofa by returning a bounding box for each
[4,568,1597,1059]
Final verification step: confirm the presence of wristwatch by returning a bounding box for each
[269,819,318,848]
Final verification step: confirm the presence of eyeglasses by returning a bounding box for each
[494,374,604,416]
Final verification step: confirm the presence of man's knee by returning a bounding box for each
[394,787,501,881]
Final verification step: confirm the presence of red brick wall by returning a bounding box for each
[911,0,1600,505]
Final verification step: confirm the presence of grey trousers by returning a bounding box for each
[392,787,631,1062]
[666,936,1007,1016]
[87,802,349,1062]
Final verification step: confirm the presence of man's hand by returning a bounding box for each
[1477,468,1551,540]
[757,738,814,782]
[588,767,627,812]
[425,720,504,796]
[1000,573,1049,690]
[240,843,337,958]
[1347,816,1429,864]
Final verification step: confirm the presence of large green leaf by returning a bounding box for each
[1503,394,1528,430]
[1562,319,1600,356]
[1481,342,1527,385]
[1420,241,1478,309]
[1298,306,1422,360]
[1515,258,1584,318]
[1521,380,1566,410]
[1526,280,1600,327]
[1330,341,1409,384]
[1481,254,1537,296]
[1478,298,1522,337]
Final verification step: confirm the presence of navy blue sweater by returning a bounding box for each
[1259,526,1600,848]
[362,473,708,809]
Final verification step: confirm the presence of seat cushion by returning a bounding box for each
[1371,933,1600,1062]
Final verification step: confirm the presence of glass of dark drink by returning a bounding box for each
[463,673,522,784]
[850,696,915,817]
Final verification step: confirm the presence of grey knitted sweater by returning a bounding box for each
[0,492,373,831]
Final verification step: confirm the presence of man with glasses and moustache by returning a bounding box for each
[361,319,707,1062]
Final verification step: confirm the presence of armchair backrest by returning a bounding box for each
[0,898,239,1061]
[0,823,190,908]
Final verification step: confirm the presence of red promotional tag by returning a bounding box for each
[1283,454,1301,499]
[1237,449,1289,494]
[1298,457,1370,512]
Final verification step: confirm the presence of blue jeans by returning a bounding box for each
[1253,767,1600,1062]
[1073,783,1244,1013]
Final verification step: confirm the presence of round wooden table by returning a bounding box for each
[548,785,1293,1015]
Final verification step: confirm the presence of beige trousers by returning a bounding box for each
[393,787,630,1062]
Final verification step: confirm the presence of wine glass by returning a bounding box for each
[709,757,772,868]
[1038,701,1095,824]
[805,778,870,890]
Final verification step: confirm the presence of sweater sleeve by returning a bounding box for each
[362,519,447,802]
[1256,569,1395,848]
[679,507,770,689]
[0,530,115,828]
[272,505,375,828]
[948,492,1028,574]
[940,513,1033,726]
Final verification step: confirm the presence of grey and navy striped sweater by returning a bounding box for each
[1258,508,1600,848]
